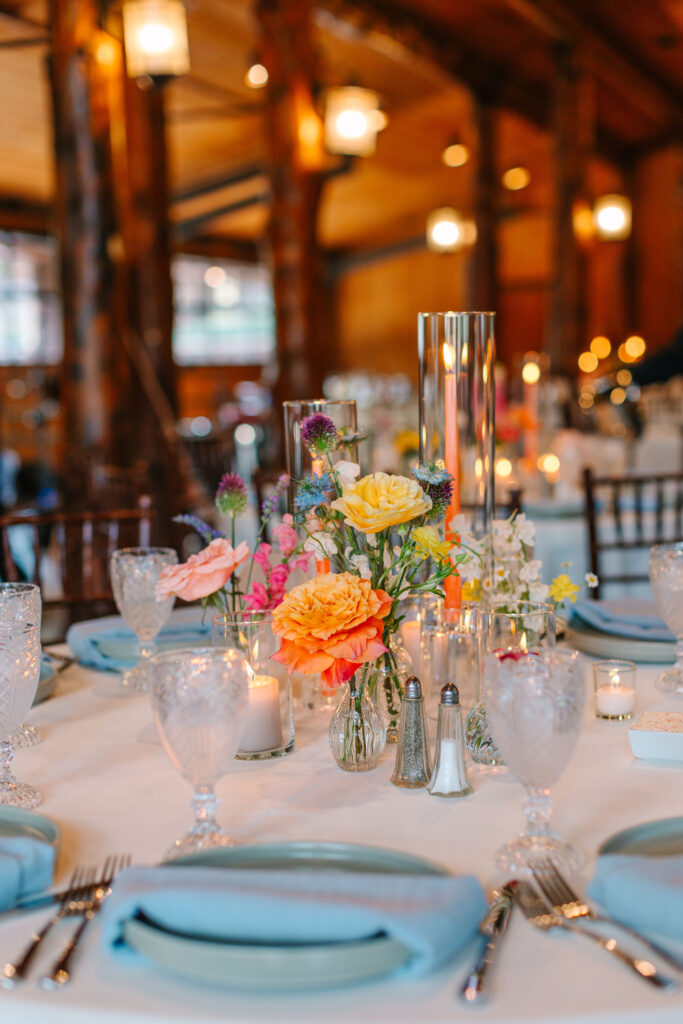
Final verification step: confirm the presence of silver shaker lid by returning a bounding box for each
[404,676,423,699]
[440,682,460,705]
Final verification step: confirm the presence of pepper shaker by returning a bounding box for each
[391,676,432,788]
[428,682,473,797]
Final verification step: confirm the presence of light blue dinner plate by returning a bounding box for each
[0,806,60,849]
[122,842,447,991]
[598,817,683,858]
[565,618,675,663]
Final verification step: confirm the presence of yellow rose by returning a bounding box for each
[549,573,580,603]
[412,526,451,562]
[462,579,482,601]
[330,472,432,535]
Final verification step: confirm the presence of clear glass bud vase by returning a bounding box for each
[329,673,386,772]
[365,638,412,743]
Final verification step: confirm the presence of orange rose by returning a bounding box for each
[272,572,392,687]
[155,539,249,603]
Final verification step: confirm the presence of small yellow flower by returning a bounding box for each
[395,429,420,456]
[330,472,432,535]
[549,573,580,603]
[463,579,482,601]
[412,526,451,562]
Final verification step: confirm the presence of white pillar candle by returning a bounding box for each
[400,620,421,670]
[239,675,283,753]
[596,684,635,718]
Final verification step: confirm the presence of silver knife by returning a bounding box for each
[460,884,514,1004]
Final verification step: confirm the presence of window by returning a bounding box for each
[171,255,276,365]
[0,233,61,365]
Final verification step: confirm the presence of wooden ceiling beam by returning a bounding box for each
[499,0,683,132]
[0,197,50,234]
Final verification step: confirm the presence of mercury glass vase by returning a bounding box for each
[329,672,386,772]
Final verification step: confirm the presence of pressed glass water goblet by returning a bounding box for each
[110,547,178,691]
[0,622,43,808]
[483,648,585,876]
[649,543,683,694]
[150,647,249,859]
[0,583,43,749]
[485,601,557,652]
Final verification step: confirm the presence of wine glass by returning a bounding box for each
[110,547,178,691]
[150,648,249,860]
[483,648,585,876]
[0,622,43,808]
[649,543,683,694]
[0,583,43,749]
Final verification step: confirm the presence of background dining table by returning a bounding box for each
[2,648,683,1024]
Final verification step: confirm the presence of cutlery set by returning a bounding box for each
[1,853,130,989]
[460,858,683,1004]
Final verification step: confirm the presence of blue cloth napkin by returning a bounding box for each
[101,865,487,978]
[572,598,675,642]
[589,854,683,942]
[66,608,211,672]
[0,836,55,912]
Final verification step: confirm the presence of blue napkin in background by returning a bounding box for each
[66,608,210,672]
[102,865,487,977]
[572,598,675,643]
[0,836,55,912]
[589,854,683,942]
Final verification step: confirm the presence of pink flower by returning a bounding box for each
[290,551,312,573]
[155,539,249,603]
[244,582,271,612]
[273,518,298,557]
[253,543,272,572]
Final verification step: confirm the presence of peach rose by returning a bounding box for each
[155,539,249,603]
[330,472,431,535]
[272,572,392,687]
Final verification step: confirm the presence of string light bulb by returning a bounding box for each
[122,0,190,79]
[324,87,382,156]
[426,208,465,253]
[593,194,632,240]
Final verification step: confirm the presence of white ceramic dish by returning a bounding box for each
[629,711,683,761]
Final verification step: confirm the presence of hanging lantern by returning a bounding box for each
[324,87,383,157]
[426,208,466,253]
[593,194,632,240]
[122,0,190,79]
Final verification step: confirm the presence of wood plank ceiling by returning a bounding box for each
[0,0,681,254]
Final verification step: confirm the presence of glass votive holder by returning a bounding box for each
[420,601,485,719]
[593,660,637,720]
[212,614,294,759]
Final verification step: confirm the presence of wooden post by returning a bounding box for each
[548,45,592,375]
[256,0,328,410]
[470,98,499,315]
[48,0,128,486]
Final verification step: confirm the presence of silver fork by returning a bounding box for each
[532,859,683,974]
[40,853,131,990]
[513,880,678,990]
[1,866,95,988]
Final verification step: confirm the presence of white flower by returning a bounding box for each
[528,582,550,603]
[304,531,336,557]
[520,559,542,583]
[585,572,599,589]
[515,513,536,546]
[349,554,372,579]
[457,558,481,582]
[365,533,377,548]
[335,460,361,490]
[383,548,394,569]
[482,576,493,591]
[449,513,470,535]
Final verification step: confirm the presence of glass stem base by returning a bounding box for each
[495,787,583,877]
[163,785,234,861]
[655,640,683,695]
[0,740,41,809]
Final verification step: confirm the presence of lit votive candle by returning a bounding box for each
[239,675,283,753]
[593,660,636,720]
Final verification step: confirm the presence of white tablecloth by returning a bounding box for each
[3,654,683,1024]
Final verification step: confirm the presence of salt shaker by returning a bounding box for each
[427,682,473,797]
[390,677,432,788]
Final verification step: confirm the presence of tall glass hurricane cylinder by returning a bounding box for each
[283,399,359,513]
[418,311,495,545]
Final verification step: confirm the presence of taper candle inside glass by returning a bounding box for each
[443,336,462,619]
[593,660,636,720]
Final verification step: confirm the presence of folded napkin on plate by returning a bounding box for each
[102,865,487,977]
[0,836,55,912]
[572,598,674,643]
[66,608,210,672]
[589,854,683,941]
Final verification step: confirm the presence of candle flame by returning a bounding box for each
[442,341,455,372]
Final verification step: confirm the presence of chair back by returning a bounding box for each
[582,467,683,599]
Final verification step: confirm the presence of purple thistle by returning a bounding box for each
[215,472,248,517]
[300,413,338,454]
[172,514,223,544]
[426,478,454,518]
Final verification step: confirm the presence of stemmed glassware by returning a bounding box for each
[483,647,585,876]
[0,583,43,751]
[0,621,43,808]
[110,547,178,691]
[649,543,683,694]
[149,648,249,859]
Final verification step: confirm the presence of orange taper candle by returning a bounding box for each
[443,341,462,621]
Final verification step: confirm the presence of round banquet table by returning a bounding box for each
[3,651,683,1024]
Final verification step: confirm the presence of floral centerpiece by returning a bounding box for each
[271,412,464,766]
